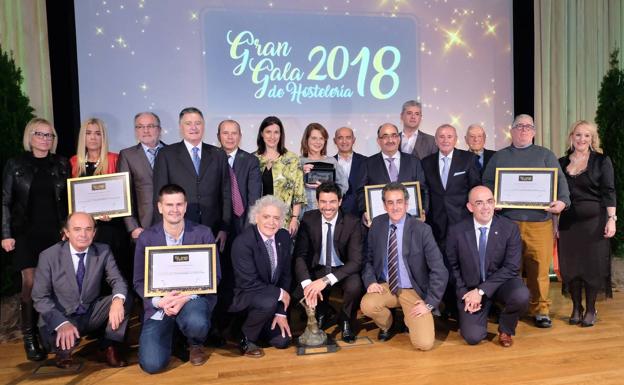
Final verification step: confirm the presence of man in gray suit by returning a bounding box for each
[32,212,131,368]
[399,100,437,160]
[118,111,166,240]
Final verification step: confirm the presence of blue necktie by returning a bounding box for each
[265,239,276,280]
[441,156,450,189]
[147,147,158,168]
[475,154,483,171]
[388,224,400,294]
[325,222,333,274]
[478,227,487,282]
[191,146,200,175]
[75,252,87,315]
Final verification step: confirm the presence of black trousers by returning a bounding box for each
[240,292,290,348]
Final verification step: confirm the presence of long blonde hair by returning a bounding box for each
[22,118,58,153]
[75,118,109,176]
[567,120,603,154]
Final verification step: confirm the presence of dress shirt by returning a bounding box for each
[141,142,164,163]
[337,152,353,179]
[227,148,239,168]
[301,213,341,288]
[401,131,419,154]
[439,150,454,176]
[473,150,484,167]
[382,151,401,177]
[473,218,493,249]
[183,139,202,160]
[386,216,412,289]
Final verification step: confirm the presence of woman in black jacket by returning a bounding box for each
[2,118,70,360]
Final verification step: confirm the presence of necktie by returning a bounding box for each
[387,224,400,294]
[147,147,158,168]
[475,154,483,171]
[325,222,333,274]
[478,227,488,282]
[386,157,398,182]
[229,156,245,217]
[265,239,276,279]
[191,146,200,175]
[441,156,450,189]
[75,252,87,315]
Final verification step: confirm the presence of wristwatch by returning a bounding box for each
[425,303,434,311]
[477,288,485,296]
[608,214,617,222]
[321,276,332,286]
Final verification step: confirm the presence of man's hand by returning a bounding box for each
[56,323,80,350]
[303,279,327,308]
[271,315,292,338]
[366,283,384,294]
[409,300,431,318]
[164,295,190,317]
[280,290,291,311]
[545,200,565,214]
[157,291,182,310]
[108,297,125,330]
[1,238,15,252]
[130,228,144,239]
[462,289,483,313]
[215,231,228,252]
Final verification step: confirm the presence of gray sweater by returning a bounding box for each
[482,144,570,222]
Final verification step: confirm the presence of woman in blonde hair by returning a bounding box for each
[558,120,616,327]
[2,118,70,361]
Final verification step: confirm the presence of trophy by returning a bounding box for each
[296,298,338,355]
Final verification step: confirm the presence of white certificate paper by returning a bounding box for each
[151,250,212,290]
[73,178,126,213]
[498,172,552,203]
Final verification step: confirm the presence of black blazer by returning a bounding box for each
[482,149,496,172]
[361,214,447,308]
[333,152,367,217]
[153,141,231,233]
[558,151,616,208]
[230,148,262,234]
[421,149,481,245]
[294,210,363,283]
[356,151,429,215]
[230,226,292,316]
[446,215,522,299]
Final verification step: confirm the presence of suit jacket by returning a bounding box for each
[357,151,429,215]
[117,142,166,232]
[32,241,127,329]
[133,220,220,319]
[153,141,231,233]
[230,226,292,316]
[361,214,448,308]
[333,152,366,217]
[400,131,437,160]
[421,149,481,245]
[294,210,363,283]
[482,149,496,172]
[445,215,522,299]
[230,148,262,234]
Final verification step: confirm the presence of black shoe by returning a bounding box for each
[581,311,597,327]
[239,337,264,358]
[341,321,356,343]
[377,328,395,342]
[569,306,583,325]
[534,315,552,328]
[21,302,46,361]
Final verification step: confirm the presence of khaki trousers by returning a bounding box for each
[360,283,435,350]
[515,220,553,315]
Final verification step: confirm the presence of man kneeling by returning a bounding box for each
[134,184,220,373]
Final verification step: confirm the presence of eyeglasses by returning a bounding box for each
[32,131,56,140]
[512,124,535,131]
[473,199,495,208]
[378,133,400,140]
[135,124,160,130]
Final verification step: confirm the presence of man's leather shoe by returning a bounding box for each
[54,350,74,369]
[498,332,513,347]
[377,328,394,342]
[102,345,127,367]
[189,345,208,366]
[240,337,264,358]
[341,321,356,343]
[534,315,552,329]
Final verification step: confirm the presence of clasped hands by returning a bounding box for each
[462,288,483,314]
[157,291,191,316]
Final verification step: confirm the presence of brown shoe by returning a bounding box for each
[54,350,74,369]
[498,332,513,347]
[102,345,127,367]
[189,345,208,366]
[240,338,265,358]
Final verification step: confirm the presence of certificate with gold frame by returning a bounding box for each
[494,168,558,209]
[67,172,132,218]
[364,181,423,220]
[144,244,217,297]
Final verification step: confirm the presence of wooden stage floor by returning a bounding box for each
[2,282,623,385]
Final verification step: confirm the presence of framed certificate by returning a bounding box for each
[364,181,423,220]
[144,244,218,297]
[67,172,132,218]
[494,168,558,209]
[305,169,336,184]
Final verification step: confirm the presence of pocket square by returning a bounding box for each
[453,171,466,176]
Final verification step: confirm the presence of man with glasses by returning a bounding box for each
[357,123,429,225]
[446,186,529,347]
[482,114,569,328]
[118,112,166,240]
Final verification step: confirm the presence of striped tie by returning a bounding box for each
[229,156,245,217]
[388,224,400,294]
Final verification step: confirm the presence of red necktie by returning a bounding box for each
[229,158,245,217]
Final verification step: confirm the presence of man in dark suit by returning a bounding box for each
[153,107,231,251]
[230,196,293,358]
[446,186,529,347]
[360,182,447,350]
[134,184,219,373]
[399,100,437,160]
[32,212,131,368]
[294,182,363,342]
[117,111,166,240]
[333,126,366,217]
[464,124,496,176]
[357,123,429,223]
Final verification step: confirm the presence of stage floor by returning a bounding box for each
[2,282,623,385]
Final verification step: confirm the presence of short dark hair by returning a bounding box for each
[377,122,399,137]
[315,181,342,201]
[158,184,187,201]
[179,107,204,122]
[381,182,409,202]
[256,116,287,155]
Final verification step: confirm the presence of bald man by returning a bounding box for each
[333,127,366,216]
